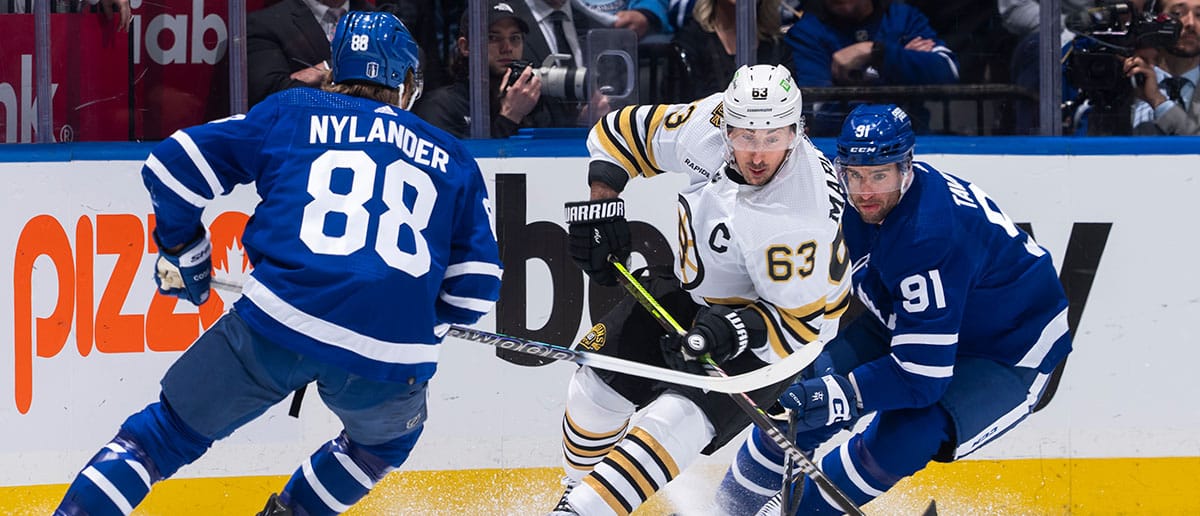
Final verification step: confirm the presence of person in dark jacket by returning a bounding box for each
[786,0,960,135]
[246,0,373,107]
[413,0,552,138]
[669,0,793,102]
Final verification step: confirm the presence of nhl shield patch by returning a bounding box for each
[578,323,607,351]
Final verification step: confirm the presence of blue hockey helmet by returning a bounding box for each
[331,11,423,108]
[835,105,917,218]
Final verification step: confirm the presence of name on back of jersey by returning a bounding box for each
[309,115,450,173]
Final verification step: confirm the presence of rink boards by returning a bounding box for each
[1,137,1198,514]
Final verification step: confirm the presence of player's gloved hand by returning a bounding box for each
[564,198,631,286]
[659,334,707,374]
[778,374,860,432]
[153,228,213,306]
[680,305,749,365]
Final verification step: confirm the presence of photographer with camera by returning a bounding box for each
[1124,0,1200,134]
[413,0,552,138]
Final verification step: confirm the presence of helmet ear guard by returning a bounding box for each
[330,11,423,109]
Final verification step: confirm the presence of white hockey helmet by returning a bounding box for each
[721,65,802,134]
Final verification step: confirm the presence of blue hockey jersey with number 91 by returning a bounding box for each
[142,88,502,384]
[843,162,1070,412]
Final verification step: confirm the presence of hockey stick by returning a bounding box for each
[207,277,806,394]
[608,259,865,516]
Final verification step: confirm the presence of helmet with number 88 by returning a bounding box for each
[331,11,423,109]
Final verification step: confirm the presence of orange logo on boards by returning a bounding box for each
[12,212,250,415]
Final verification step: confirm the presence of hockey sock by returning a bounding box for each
[561,367,636,481]
[567,393,712,516]
[797,406,951,514]
[55,398,212,516]
[715,426,786,515]
[282,429,421,516]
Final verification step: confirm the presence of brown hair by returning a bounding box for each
[693,0,784,42]
[320,70,420,108]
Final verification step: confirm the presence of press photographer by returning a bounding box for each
[413,0,554,138]
[505,54,588,101]
[1063,0,1190,134]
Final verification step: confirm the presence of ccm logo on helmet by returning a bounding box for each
[849,146,877,153]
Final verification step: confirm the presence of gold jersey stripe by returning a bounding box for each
[595,115,641,178]
[748,304,789,359]
[618,106,657,179]
[825,287,851,320]
[702,296,756,306]
[642,104,668,173]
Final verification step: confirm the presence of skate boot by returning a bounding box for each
[256,493,293,516]
[548,477,579,515]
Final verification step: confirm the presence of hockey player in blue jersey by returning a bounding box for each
[715,104,1072,514]
[53,11,502,516]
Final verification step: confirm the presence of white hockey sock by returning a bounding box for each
[561,366,637,480]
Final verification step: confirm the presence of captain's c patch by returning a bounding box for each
[579,323,608,351]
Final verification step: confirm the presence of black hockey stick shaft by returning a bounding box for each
[608,259,864,516]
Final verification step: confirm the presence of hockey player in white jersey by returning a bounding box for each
[54,12,502,516]
[715,104,1072,514]
[552,64,849,515]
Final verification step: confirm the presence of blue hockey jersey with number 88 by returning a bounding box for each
[142,88,502,384]
[844,162,1070,412]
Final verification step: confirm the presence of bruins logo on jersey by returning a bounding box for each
[677,195,706,289]
[579,323,608,351]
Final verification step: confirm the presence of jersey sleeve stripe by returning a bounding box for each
[702,295,756,305]
[747,304,789,359]
[890,356,954,378]
[145,154,207,208]
[444,261,503,279]
[777,296,826,320]
[824,287,851,320]
[596,113,643,178]
[618,106,657,178]
[642,104,667,173]
[438,292,496,313]
[242,275,440,364]
[1016,307,1069,368]
[778,310,820,345]
[891,333,959,346]
[170,131,223,198]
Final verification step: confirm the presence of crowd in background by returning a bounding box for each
[3,0,1198,139]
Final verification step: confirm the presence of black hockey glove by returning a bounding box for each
[564,198,631,286]
[659,334,707,375]
[679,305,750,365]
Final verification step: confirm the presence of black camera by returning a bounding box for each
[503,54,588,101]
[1063,1,1182,133]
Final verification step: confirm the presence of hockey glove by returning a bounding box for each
[564,198,631,286]
[153,228,213,306]
[679,305,750,365]
[778,374,861,433]
[659,334,707,375]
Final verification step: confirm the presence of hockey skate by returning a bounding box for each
[548,477,579,515]
[256,493,293,516]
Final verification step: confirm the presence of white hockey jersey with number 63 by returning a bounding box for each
[587,93,850,363]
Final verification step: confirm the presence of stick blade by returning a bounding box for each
[921,499,938,516]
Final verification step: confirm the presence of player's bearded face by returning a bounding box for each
[727,127,795,186]
[842,163,904,224]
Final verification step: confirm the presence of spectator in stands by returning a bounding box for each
[1125,0,1200,135]
[1002,0,1092,134]
[246,0,372,107]
[573,0,674,39]
[907,0,1014,85]
[785,0,959,134]
[511,0,590,126]
[4,0,130,30]
[413,0,552,138]
[669,0,793,102]
[376,0,449,91]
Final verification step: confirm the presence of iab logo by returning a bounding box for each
[13,211,250,414]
